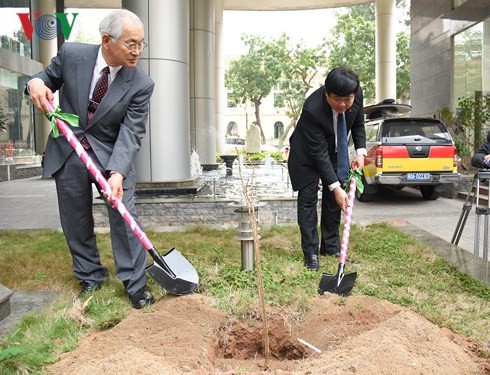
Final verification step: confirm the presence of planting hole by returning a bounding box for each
[215,313,310,361]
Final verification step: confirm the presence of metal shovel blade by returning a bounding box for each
[318,271,357,297]
[146,248,199,295]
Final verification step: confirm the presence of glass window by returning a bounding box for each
[0,2,31,57]
[227,93,237,108]
[274,121,284,139]
[273,93,284,108]
[453,21,485,105]
[0,68,35,160]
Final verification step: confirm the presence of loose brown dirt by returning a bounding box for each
[46,293,489,374]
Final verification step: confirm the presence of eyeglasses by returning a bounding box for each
[108,34,148,52]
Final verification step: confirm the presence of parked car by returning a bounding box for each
[350,100,460,201]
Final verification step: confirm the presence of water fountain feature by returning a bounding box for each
[92,156,298,230]
[220,154,238,177]
[190,148,202,178]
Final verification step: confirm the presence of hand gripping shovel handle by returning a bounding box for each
[318,167,358,296]
[339,171,357,265]
[44,102,198,295]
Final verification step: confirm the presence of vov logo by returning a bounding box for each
[17,13,79,40]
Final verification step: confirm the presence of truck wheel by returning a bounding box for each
[356,175,375,202]
[357,188,375,202]
[420,185,440,200]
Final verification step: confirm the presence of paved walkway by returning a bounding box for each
[0,176,480,255]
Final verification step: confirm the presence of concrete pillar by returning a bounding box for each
[124,0,192,182]
[215,0,225,155]
[31,0,59,150]
[375,0,397,102]
[483,19,490,93]
[190,0,217,166]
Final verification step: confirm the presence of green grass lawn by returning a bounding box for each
[0,223,489,373]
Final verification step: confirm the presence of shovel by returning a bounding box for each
[318,168,359,296]
[45,101,199,295]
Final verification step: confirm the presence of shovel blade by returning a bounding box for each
[146,248,199,295]
[318,271,357,296]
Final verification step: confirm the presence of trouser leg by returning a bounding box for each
[297,180,320,257]
[320,184,342,255]
[104,186,148,295]
[54,151,108,283]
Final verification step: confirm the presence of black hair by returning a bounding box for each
[324,67,360,97]
[486,130,490,143]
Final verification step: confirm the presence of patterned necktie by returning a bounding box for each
[336,113,350,183]
[88,66,110,120]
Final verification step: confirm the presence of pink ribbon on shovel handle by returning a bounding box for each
[339,168,357,264]
[44,101,154,251]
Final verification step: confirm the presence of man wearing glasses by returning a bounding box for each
[288,68,366,271]
[26,9,155,309]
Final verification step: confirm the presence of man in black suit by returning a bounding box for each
[471,131,490,169]
[288,68,366,271]
[26,9,155,308]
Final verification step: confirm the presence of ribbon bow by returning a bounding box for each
[345,167,364,194]
[44,106,79,138]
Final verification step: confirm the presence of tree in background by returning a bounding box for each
[325,1,410,104]
[274,37,327,148]
[225,3,410,145]
[225,34,286,143]
[438,94,490,170]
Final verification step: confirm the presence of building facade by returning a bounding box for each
[0,0,488,184]
[410,0,490,117]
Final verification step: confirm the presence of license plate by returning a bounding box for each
[407,173,431,180]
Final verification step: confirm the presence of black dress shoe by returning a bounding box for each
[78,280,103,298]
[304,254,319,271]
[128,286,155,309]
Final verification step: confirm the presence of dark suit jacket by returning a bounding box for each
[471,143,490,169]
[288,86,365,191]
[28,42,155,188]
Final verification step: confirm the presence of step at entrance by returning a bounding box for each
[0,284,14,322]
[457,185,489,206]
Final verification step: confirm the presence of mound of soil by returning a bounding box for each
[46,293,488,374]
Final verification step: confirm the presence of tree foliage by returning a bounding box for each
[274,39,327,147]
[225,33,327,146]
[224,3,411,144]
[225,34,286,142]
[325,3,410,104]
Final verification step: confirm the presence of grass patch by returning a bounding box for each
[0,223,489,373]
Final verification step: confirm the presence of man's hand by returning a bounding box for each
[352,154,365,170]
[102,172,124,205]
[333,186,349,213]
[27,79,54,113]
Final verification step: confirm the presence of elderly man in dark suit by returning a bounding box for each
[288,68,366,271]
[26,9,155,308]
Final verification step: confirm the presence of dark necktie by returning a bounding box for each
[81,66,110,150]
[88,66,110,120]
[336,113,349,183]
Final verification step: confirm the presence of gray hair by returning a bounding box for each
[99,9,143,39]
